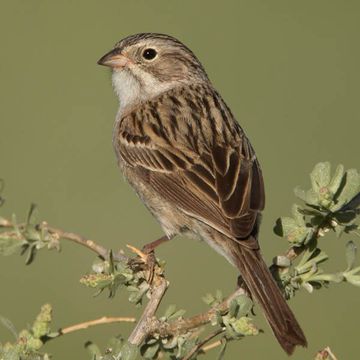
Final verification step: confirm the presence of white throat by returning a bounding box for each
[112,66,177,116]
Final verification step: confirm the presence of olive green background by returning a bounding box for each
[0,0,359,359]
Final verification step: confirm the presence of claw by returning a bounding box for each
[127,244,156,284]
[126,244,148,262]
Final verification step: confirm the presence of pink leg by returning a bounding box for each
[142,235,173,254]
[130,235,174,283]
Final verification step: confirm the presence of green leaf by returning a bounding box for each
[334,211,357,225]
[161,336,178,350]
[107,336,124,354]
[328,164,345,194]
[32,304,52,338]
[297,246,318,269]
[305,189,320,207]
[109,250,115,274]
[85,341,102,359]
[345,274,360,286]
[46,331,60,338]
[0,179,5,207]
[0,237,26,256]
[178,337,198,359]
[128,283,149,304]
[332,169,360,211]
[25,244,37,265]
[334,223,345,238]
[215,289,223,302]
[309,273,344,283]
[92,259,108,274]
[298,207,324,216]
[291,204,306,226]
[302,282,313,293]
[274,216,312,244]
[0,316,17,339]
[296,249,328,274]
[347,275,360,286]
[230,317,259,336]
[26,203,38,225]
[344,264,360,286]
[202,293,215,305]
[235,295,253,318]
[228,299,239,318]
[169,309,186,320]
[310,162,331,192]
[345,241,357,271]
[216,340,227,360]
[2,347,20,360]
[142,342,159,359]
[274,217,296,237]
[164,304,177,319]
[120,342,139,360]
[26,337,43,351]
[294,187,306,202]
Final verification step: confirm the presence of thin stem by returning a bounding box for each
[0,218,12,227]
[202,340,222,352]
[59,316,136,336]
[323,347,338,360]
[46,224,128,263]
[49,226,109,258]
[183,329,224,360]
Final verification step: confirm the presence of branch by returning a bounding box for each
[128,276,168,346]
[0,218,128,262]
[202,340,223,353]
[47,224,112,260]
[154,288,245,337]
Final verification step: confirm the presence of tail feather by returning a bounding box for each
[234,240,307,355]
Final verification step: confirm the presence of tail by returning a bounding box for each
[234,240,307,355]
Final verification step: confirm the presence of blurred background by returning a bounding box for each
[0,0,359,359]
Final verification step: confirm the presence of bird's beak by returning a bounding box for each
[97,49,130,68]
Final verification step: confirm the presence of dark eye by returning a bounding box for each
[142,48,157,60]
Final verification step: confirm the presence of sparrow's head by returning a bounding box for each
[98,33,209,111]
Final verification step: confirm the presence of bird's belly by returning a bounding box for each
[118,161,237,266]
[119,163,190,238]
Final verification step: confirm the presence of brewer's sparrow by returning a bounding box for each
[98,33,307,355]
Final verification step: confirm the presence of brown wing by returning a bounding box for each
[115,85,265,245]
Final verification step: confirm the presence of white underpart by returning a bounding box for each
[112,64,177,116]
[112,69,142,114]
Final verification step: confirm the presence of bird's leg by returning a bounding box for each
[127,235,173,283]
[142,235,172,254]
[141,235,173,283]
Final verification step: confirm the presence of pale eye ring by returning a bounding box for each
[142,48,157,61]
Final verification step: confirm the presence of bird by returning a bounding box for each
[97,32,307,355]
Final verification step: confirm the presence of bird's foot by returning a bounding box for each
[126,244,157,284]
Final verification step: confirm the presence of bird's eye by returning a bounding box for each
[142,48,157,61]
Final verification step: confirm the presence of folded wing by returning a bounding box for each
[115,85,265,246]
